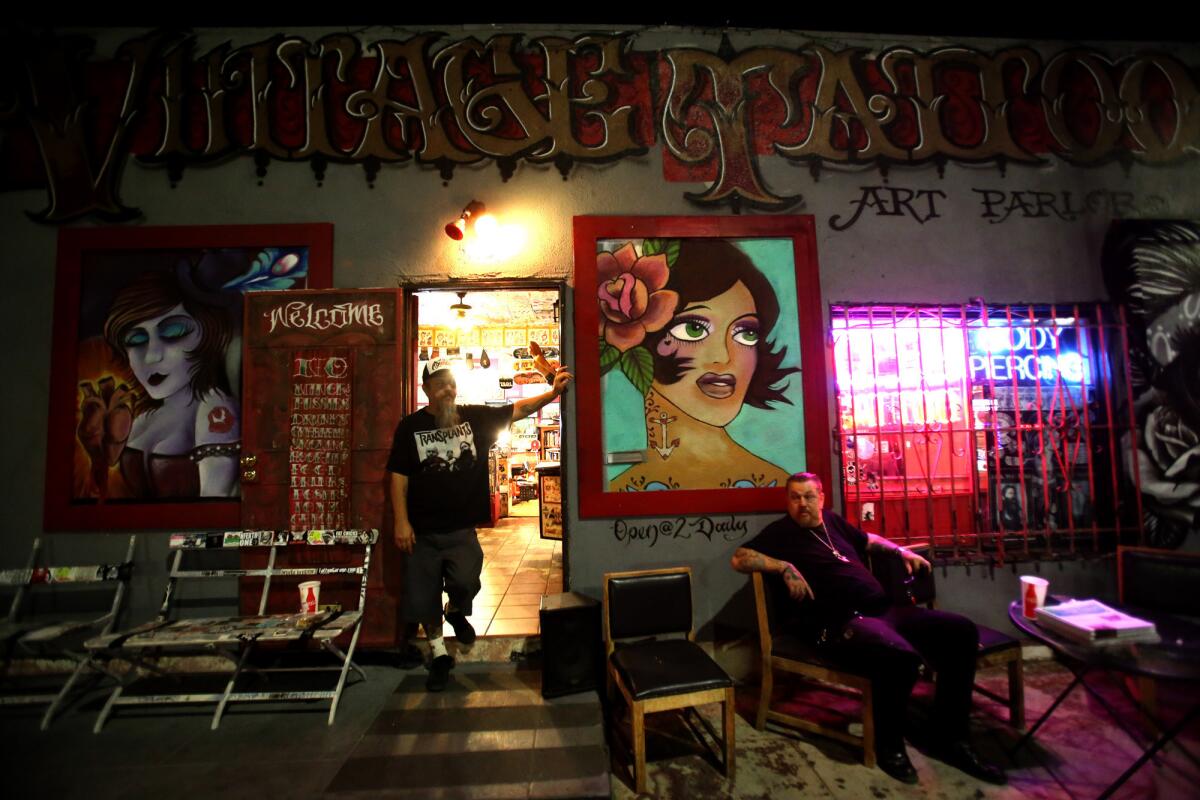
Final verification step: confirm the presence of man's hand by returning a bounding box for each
[393,520,415,554]
[899,547,930,575]
[781,563,815,601]
[550,367,573,396]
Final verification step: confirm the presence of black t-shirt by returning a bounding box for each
[386,404,513,533]
[744,510,889,633]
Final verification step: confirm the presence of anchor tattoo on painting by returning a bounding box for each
[644,391,680,460]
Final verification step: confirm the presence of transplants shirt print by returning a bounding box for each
[387,404,513,534]
[415,421,479,473]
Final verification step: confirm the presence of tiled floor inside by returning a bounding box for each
[450,516,562,639]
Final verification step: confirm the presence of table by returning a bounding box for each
[1008,601,1200,798]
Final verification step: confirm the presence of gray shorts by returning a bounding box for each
[402,526,484,623]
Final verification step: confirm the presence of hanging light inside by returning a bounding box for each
[444,200,486,240]
[449,291,472,329]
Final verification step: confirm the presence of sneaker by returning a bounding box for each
[444,606,477,646]
[426,654,455,692]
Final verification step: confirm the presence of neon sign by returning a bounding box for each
[968,322,1094,385]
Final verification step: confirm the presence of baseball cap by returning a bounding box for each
[422,359,454,383]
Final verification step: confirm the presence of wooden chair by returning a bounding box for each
[751,553,1026,763]
[751,571,877,766]
[603,567,735,794]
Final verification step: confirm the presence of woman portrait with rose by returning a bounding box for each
[597,238,803,492]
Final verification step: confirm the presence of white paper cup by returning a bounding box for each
[1020,575,1048,619]
[299,581,321,614]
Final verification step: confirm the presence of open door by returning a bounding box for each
[240,289,405,648]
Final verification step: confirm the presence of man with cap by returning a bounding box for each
[387,358,572,690]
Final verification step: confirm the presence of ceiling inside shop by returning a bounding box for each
[417,289,559,329]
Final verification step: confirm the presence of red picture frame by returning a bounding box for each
[573,215,830,518]
[44,224,333,531]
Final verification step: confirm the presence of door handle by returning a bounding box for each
[242,469,258,482]
[240,454,258,468]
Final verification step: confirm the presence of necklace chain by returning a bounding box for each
[809,524,850,562]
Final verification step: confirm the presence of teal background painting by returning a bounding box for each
[602,238,807,483]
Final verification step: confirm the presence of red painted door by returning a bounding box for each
[240,289,405,649]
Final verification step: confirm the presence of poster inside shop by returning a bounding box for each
[290,349,352,531]
[539,470,563,540]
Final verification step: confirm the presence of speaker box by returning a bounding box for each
[539,592,602,699]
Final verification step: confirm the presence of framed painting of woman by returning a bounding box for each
[44,224,332,531]
[573,216,830,518]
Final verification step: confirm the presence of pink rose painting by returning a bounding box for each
[597,240,680,395]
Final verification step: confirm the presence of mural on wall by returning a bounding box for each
[573,216,831,519]
[598,237,803,491]
[1,30,1197,222]
[45,224,333,530]
[1103,221,1200,547]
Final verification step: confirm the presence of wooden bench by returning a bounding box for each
[0,535,136,730]
[85,529,376,732]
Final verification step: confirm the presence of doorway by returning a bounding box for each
[409,285,565,637]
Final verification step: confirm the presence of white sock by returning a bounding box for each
[423,620,447,658]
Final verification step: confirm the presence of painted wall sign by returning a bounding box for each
[828,185,1176,230]
[612,515,750,547]
[266,301,385,333]
[2,30,1197,222]
[829,186,947,230]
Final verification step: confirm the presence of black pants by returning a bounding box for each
[820,605,979,750]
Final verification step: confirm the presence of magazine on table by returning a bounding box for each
[1034,599,1160,645]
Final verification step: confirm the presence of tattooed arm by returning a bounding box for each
[866,533,930,575]
[730,547,814,601]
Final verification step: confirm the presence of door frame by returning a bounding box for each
[401,279,571,585]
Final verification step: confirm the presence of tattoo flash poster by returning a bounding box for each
[288,349,352,531]
[599,237,807,492]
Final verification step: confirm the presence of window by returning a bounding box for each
[830,303,1142,562]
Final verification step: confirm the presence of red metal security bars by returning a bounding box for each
[830,303,1142,563]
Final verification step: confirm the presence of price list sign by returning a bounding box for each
[289,350,353,531]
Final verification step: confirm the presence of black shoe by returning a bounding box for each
[877,745,919,784]
[932,740,1007,785]
[426,654,455,692]
[444,606,477,646]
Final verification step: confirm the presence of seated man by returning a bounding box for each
[731,472,1005,785]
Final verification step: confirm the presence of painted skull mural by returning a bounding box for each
[1103,221,1200,547]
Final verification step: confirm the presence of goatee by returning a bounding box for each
[434,401,460,429]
